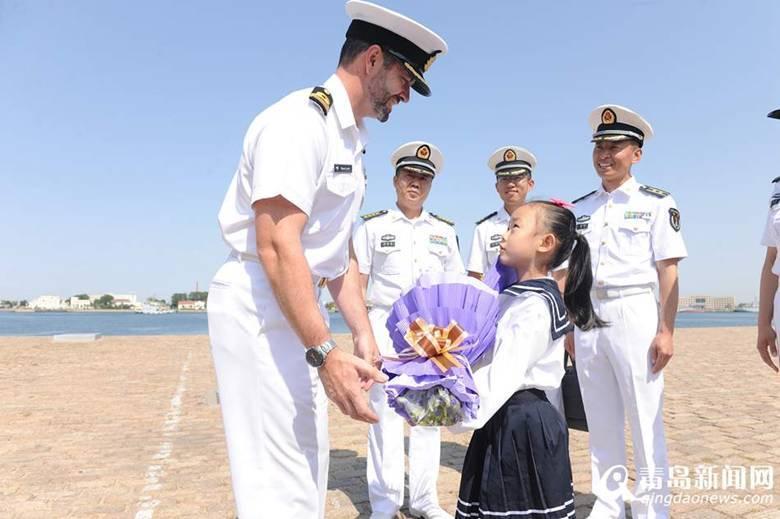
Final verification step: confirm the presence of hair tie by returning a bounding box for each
[549,198,574,209]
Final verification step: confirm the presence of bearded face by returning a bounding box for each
[368,66,393,122]
[366,54,412,123]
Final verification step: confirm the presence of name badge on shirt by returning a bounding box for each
[380,234,396,247]
[489,233,501,248]
[429,234,448,247]
[624,211,652,220]
[576,214,590,231]
[333,164,353,174]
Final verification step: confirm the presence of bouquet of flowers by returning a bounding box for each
[382,271,501,426]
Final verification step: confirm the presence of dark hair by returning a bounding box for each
[529,201,607,331]
[338,38,397,68]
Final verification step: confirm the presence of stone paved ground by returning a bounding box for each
[0,327,778,518]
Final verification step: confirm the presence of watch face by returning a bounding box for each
[306,347,324,367]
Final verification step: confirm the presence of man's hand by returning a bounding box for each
[319,348,387,423]
[353,332,382,389]
[756,324,779,373]
[650,331,674,374]
[564,332,575,360]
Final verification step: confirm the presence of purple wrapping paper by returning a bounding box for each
[482,257,518,293]
[384,369,480,423]
[383,272,500,424]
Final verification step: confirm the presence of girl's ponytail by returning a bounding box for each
[564,233,607,330]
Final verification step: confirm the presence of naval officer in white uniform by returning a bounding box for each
[354,142,464,519]
[562,105,687,519]
[207,2,448,517]
[465,147,567,416]
[467,146,537,279]
[757,107,780,374]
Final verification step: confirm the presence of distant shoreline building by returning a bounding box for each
[69,296,92,309]
[28,293,141,311]
[29,295,65,310]
[177,300,206,311]
[679,295,735,312]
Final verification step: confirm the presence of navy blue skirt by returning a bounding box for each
[456,388,576,518]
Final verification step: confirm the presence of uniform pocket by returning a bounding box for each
[208,267,267,341]
[424,243,449,271]
[374,244,402,275]
[325,171,357,197]
[617,219,650,257]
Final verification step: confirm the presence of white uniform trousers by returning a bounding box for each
[207,256,329,518]
[574,290,669,519]
[366,306,443,515]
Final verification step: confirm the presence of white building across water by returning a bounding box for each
[29,293,141,311]
[679,295,735,312]
[29,295,65,310]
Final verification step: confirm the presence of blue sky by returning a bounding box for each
[2,1,778,302]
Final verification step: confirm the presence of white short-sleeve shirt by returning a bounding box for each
[455,290,565,431]
[761,179,780,275]
[572,176,687,289]
[466,207,510,275]
[353,209,465,308]
[216,74,368,280]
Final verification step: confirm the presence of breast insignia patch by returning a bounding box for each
[380,233,396,247]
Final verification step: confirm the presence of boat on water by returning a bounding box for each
[138,303,174,315]
[734,305,759,313]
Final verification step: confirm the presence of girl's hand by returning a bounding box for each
[756,324,779,373]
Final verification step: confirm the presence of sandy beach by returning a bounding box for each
[1,328,778,518]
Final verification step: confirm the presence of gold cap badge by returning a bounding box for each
[416,144,431,160]
[601,108,616,125]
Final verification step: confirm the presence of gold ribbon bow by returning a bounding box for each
[403,318,469,373]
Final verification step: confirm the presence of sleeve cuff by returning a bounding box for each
[251,188,313,217]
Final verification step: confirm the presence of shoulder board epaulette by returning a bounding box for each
[361,210,387,221]
[475,211,498,225]
[639,185,670,198]
[772,176,780,183]
[571,190,597,204]
[430,213,455,226]
[309,86,333,117]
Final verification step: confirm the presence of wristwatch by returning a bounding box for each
[305,339,337,368]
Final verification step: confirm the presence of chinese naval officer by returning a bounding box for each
[561,105,687,519]
[354,141,464,518]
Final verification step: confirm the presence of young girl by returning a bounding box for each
[453,200,606,519]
